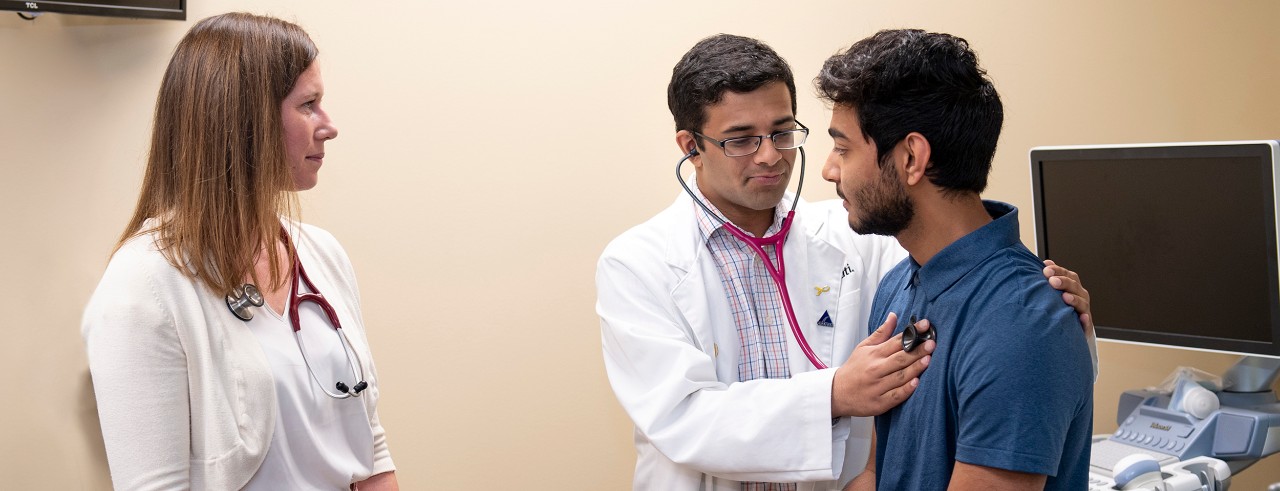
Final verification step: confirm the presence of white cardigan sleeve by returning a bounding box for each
[297,223,396,476]
[82,245,193,490]
[337,245,396,477]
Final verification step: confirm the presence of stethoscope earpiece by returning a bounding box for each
[336,381,369,396]
[226,284,265,321]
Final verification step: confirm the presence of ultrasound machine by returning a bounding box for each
[1030,141,1280,490]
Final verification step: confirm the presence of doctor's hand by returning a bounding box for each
[831,312,933,418]
[1043,259,1093,337]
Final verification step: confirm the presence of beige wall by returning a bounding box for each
[3,0,1279,488]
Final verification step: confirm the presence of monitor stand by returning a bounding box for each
[1218,355,1280,416]
[1221,355,1280,394]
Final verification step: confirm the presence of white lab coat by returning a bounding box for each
[597,193,906,490]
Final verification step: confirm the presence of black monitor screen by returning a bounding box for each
[0,0,184,20]
[1030,142,1280,356]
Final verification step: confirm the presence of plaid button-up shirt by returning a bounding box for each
[690,180,797,491]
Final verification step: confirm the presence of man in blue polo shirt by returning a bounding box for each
[815,29,1094,490]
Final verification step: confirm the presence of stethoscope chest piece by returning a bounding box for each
[226,284,265,321]
[902,315,935,353]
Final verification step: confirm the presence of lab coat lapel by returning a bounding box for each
[667,198,737,382]
[782,212,845,373]
[671,255,739,382]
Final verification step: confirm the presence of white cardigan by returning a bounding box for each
[83,222,394,490]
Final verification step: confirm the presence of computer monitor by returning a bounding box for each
[1029,140,1280,359]
[0,0,185,20]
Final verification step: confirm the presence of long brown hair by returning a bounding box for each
[118,12,317,295]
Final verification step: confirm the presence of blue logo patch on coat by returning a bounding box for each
[817,310,834,327]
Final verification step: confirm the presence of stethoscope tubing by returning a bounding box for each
[295,326,366,399]
[283,229,369,398]
[676,146,828,370]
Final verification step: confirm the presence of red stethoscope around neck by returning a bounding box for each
[676,145,829,370]
[224,228,368,398]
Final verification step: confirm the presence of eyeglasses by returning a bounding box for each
[693,121,809,157]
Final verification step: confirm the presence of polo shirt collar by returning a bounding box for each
[908,200,1022,301]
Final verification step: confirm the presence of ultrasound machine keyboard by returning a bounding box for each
[1088,439,1179,490]
[1088,471,1117,491]
[1092,438,1178,473]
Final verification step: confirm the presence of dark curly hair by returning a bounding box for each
[816,29,1002,193]
[668,34,797,148]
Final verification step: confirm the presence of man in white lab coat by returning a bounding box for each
[595,34,1092,491]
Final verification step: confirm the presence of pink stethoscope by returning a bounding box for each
[676,145,829,369]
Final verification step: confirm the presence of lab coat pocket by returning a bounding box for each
[833,288,867,357]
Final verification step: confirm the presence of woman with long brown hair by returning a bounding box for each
[83,12,398,490]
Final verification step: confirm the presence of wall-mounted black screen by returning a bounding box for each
[1030,141,1280,357]
[1,0,184,20]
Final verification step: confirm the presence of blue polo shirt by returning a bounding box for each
[870,201,1093,490]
